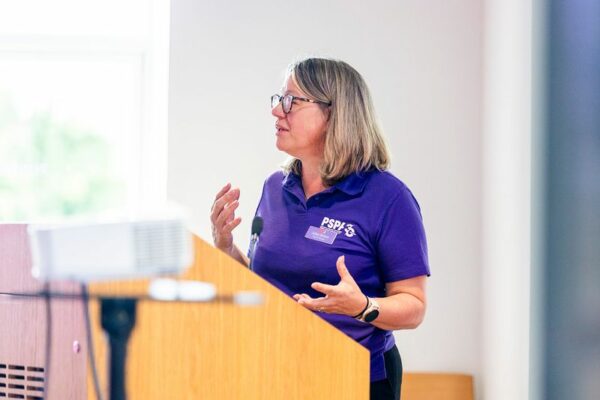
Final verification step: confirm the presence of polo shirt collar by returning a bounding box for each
[282,169,371,196]
[333,170,371,195]
[281,171,300,189]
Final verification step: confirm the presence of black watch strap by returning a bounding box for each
[352,294,370,319]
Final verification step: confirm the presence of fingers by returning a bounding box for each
[295,293,329,310]
[214,182,231,201]
[211,186,241,229]
[293,293,320,303]
[210,184,242,250]
[293,293,310,301]
[212,188,240,217]
[292,256,358,315]
[311,281,336,295]
[215,200,240,228]
[222,216,242,234]
[211,186,240,219]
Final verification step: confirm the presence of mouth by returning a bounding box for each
[275,123,289,135]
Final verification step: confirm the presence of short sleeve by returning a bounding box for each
[375,187,430,282]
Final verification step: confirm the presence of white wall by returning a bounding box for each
[168,0,484,395]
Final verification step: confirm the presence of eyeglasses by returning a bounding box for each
[271,94,331,114]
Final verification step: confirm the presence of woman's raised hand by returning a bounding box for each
[210,183,242,255]
[293,256,367,317]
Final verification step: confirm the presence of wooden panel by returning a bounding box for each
[88,235,370,399]
[401,372,474,400]
[0,224,87,400]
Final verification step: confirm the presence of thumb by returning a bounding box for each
[336,255,354,282]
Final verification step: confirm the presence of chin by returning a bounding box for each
[275,138,301,158]
[275,138,289,153]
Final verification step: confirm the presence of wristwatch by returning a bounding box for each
[354,295,380,323]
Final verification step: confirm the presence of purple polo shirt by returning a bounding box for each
[251,168,430,382]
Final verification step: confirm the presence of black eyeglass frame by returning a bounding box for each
[271,94,332,114]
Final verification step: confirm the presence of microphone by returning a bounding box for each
[248,216,263,271]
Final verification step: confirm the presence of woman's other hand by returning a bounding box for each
[293,256,367,317]
[210,183,242,256]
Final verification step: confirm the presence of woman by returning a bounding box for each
[210,58,430,400]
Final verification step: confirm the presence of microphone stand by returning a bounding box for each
[248,216,263,271]
[248,234,258,271]
[100,298,137,400]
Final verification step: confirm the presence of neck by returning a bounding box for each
[300,158,326,199]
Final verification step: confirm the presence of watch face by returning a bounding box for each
[364,309,379,323]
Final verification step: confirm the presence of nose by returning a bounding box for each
[271,101,285,118]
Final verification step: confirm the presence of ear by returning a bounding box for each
[323,105,332,122]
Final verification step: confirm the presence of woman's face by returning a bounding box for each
[272,76,329,161]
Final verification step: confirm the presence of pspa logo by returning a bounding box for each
[320,217,356,238]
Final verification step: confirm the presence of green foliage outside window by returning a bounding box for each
[0,92,124,220]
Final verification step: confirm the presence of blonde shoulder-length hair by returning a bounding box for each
[283,57,390,186]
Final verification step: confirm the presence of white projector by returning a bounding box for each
[28,218,194,282]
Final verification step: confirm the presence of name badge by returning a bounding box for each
[305,226,339,245]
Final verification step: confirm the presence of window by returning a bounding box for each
[0,0,169,220]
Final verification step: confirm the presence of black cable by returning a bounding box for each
[82,284,104,400]
[43,282,52,399]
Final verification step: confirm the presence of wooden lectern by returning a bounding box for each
[0,224,369,399]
